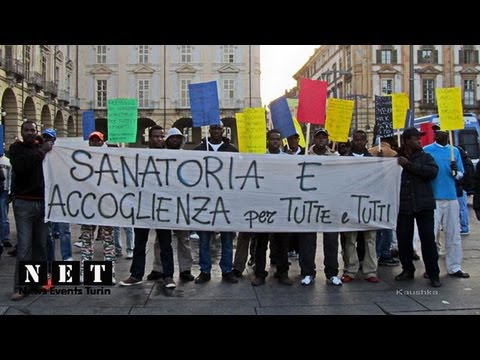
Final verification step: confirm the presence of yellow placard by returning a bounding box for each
[236,108,266,153]
[324,98,354,142]
[390,93,409,129]
[435,87,464,130]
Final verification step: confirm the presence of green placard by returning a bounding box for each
[107,98,138,143]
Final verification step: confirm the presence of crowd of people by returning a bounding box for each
[1,120,474,301]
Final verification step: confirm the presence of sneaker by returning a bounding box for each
[126,250,134,259]
[378,257,400,266]
[194,272,211,284]
[247,257,255,266]
[460,231,470,236]
[412,251,420,261]
[7,247,17,256]
[326,276,342,286]
[112,275,117,285]
[164,277,176,288]
[73,241,82,248]
[301,275,315,286]
[190,232,199,240]
[146,271,164,281]
[341,274,354,283]
[119,276,143,286]
[222,272,239,284]
[63,257,74,261]
[179,270,194,281]
[3,241,12,248]
[365,276,379,283]
[116,251,123,257]
[288,251,298,258]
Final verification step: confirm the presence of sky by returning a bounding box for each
[260,45,319,106]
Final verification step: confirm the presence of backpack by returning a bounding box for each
[458,146,475,195]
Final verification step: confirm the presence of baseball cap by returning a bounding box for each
[402,127,425,140]
[42,128,57,139]
[165,127,184,141]
[313,128,329,137]
[88,131,104,141]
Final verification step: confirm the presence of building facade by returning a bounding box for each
[78,45,261,148]
[294,45,480,138]
[0,45,80,149]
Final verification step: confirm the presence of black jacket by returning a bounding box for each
[194,137,238,152]
[8,141,46,200]
[397,147,438,214]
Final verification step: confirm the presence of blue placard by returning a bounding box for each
[82,110,96,140]
[189,81,221,128]
[269,96,296,138]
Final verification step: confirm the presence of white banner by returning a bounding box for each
[44,146,401,232]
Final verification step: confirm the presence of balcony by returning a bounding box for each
[138,99,155,109]
[58,90,70,104]
[2,58,25,80]
[221,99,243,109]
[69,97,80,109]
[44,81,58,97]
[174,99,190,109]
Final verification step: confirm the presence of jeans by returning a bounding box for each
[458,191,469,233]
[47,222,72,263]
[13,199,48,291]
[376,229,393,259]
[197,231,234,274]
[0,190,10,243]
[113,227,134,253]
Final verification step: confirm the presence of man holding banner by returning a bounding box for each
[193,121,238,284]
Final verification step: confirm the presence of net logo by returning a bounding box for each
[19,261,113,286]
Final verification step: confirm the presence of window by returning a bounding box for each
[138,45,149,64]
[41,54,47,81]
[423,79,435,105]
[346,46,352,69]
[181,45,192,63]
[381,50,392,64]
[381,79,393,95]
[418,46,438,64]
[138,79,150,108]
[223,79,235,107]
[67,74,71,93]
[464,79,475,106]
[223,45,235,63]
[25,45,31,79]
[184,127,193,143]
[180,79,191,107]
[55,66,59,82]
[96,45,107,64]
[376,46,397,64]
[96,80,107,108]
[460,47,479,64]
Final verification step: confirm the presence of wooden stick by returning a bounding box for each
[304,123,311,155]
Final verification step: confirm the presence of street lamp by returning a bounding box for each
[321,69,351,98]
